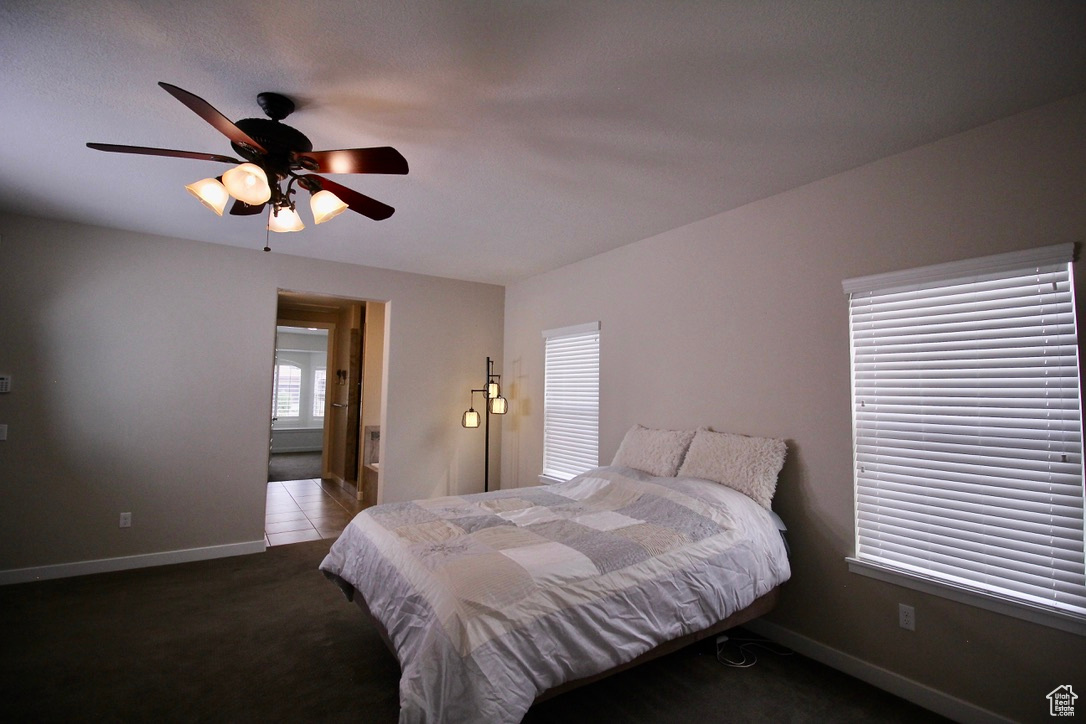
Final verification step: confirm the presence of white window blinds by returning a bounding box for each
[542,322,600,482]
[844,243,1085,625]
[313,369,326,418]
[274,363,302,418]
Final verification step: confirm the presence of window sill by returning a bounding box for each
[847,557,1086,637]
[538,473,566,485]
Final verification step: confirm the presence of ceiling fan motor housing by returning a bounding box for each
[231,117,313,178]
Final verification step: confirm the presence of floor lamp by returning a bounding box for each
[461,356,508,492]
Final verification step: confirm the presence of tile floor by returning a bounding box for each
[264,478,365,547]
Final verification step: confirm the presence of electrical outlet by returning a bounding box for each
[898,603,915,631]
[119,512,132,528]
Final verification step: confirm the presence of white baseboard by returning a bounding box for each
[744,619,1014,724]
[0,540,266,586]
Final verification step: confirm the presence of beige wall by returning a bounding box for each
[0,216,503,572]
[502,93,1086,721]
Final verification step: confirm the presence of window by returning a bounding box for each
[313,368,326,418]
[541,322,600,483]
[273,363,302,418]
[843,243,1085,633]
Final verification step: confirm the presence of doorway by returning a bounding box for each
[270,325,329,481]
[264,291,385,546]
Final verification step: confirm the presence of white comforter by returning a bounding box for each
[320,465,790,723]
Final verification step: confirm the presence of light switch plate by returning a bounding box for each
[0,425,8,441]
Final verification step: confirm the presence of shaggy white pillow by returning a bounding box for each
[677,429,787,508]
[611,425,696,477]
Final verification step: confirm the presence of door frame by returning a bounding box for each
[271,290,384,501]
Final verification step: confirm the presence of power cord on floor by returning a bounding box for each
[713,632,793,668]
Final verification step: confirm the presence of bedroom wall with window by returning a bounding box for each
[0,216,504,576]
[501,92,1086,721]
[271,329,328,453]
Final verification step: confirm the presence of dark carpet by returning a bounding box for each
[268,451,323,482]
[0,540,949,723]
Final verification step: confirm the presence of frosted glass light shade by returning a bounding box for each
[268,206,305,233]
[310,189,348,224]
[222,163,271,205]
[185,177,229,216]
[489,395,507,415]
[462,408,480,428]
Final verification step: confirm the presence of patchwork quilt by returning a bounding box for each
[320,465,790,723]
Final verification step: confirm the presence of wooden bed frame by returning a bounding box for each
[349,584,780,705]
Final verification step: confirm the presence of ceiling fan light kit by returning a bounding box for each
[310,189,349,224]
[221,162,272,206]
[87,82,408,243]
[268,204,305,233]
[184,177,229,216]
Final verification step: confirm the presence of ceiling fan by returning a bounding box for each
[87,82,408,234]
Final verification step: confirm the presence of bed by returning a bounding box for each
[320,426,791,723]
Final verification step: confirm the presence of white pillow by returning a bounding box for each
[611,425,696,477]
[677,428,787,508]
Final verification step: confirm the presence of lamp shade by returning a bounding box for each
[185,177,229,216]
[487,380,500,399]
[489,395,508,415]
[222,163,271,205]
[462,408,481,428]
[268,206,305,233]
[310,189,349,224]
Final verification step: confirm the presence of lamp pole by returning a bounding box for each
[484,359,491,493]
[482,356,497,492]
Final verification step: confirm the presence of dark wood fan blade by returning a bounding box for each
[87,143,241,164]
[294,147,408,175]
[229,199,266,216]
[158,82,267,154]
[306,175,395,221]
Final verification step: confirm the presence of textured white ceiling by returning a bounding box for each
[1,1,1084,284]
